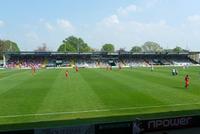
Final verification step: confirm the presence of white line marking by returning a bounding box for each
[1,102,200,119]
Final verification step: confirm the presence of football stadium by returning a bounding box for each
[1,0,200,134]
[0,51,200,133]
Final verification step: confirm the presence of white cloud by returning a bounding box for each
[57,19,74,30]
[94,12,200,50]
[45,22,54,31]
[94,4,200,50]
[100,14,119,26]
[97,5,176,49]
[187,14,200,22]
[117,4,140,15]
[0,20,5,27]
[94,18,179,50]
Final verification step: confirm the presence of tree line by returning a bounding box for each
[0,36,188,55]
[57,36,188,53]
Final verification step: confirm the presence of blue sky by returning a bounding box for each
[0,0,200,51]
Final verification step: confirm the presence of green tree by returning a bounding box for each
[0,40,20,59]
[173,46,183,53]
[0,40,20,52]
[57,36,91,52]
[101,44,115,52]
[131,46,142,53]
[142,41,163,52]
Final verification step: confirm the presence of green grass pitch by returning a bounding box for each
[0,67,200,127]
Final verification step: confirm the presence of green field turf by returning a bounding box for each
[0,67,200,129]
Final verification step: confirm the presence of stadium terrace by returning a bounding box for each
[0,51,199,69]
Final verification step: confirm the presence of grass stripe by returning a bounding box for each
[1,102,200,119]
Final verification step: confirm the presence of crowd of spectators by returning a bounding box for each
[4,54,195,69]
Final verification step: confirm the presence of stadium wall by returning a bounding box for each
[1,115,200,134]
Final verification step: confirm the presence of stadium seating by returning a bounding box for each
[4,52,197,69]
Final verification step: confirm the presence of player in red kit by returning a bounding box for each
[31,64,36,75]
[65,70,69,78]
[185,75,189,89]
[75,65,79,72]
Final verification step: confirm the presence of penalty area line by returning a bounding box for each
[0,102,200,119]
